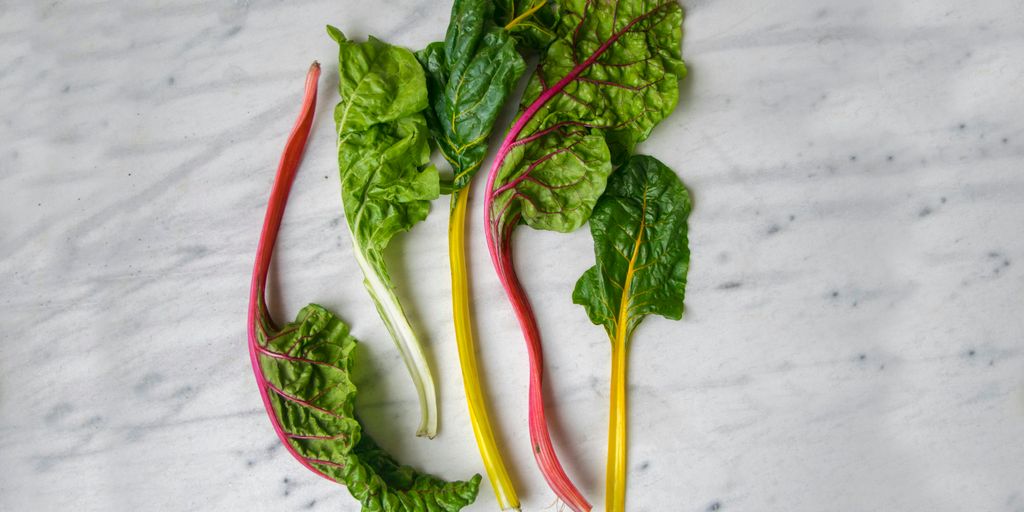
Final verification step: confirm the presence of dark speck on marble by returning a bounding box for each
[859,353,867,361]
[62,84,70,93]
[173,385,195,399]
[167,76,175,85]
[887,155,894,161]
[708,501,722,511]
[305,500,317,509]
[919,206,932,217]
[831,290,839,298]
[718,281,742,290]
[767,224,781,235]
[940,196,947,204]
[133,373,163,395]
[638,460,650,471]
[958,123,967,130]
[45,403,73,425]
[849,155,857,161]
[967,349,976,357]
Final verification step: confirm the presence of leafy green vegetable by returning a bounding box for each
[489,0,686,238]
[247,63,480,512]
[572,155,691,512]
[418,0,526,199]
[328,27,440,438]
[253,304,482,512]
[480,2,686,510]
[493,0,559,51]
[417,0,531,509]
[572,155,691,339]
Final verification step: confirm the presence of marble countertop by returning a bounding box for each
[2,1,1022,511]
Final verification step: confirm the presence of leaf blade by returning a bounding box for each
[489,0,686,235]
[254,304,482,512]
[572,155,692,342]
[418,0,527,195]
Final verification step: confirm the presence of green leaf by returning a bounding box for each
[572,155,691,342]
[417,0,526,197]
[490,0,686,235]
[331,29,441,438]
[494,0,560,51]
[253,303,482,511]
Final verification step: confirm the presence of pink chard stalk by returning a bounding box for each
[246,62,325,478]
[482,1,686,511]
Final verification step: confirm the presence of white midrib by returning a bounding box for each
[336,58,437,438]
[346,218,438,438]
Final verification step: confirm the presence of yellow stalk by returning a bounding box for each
[504,0,547,30]
[449,190,520,510]
[606,338,628,512]
[607,190,646,512]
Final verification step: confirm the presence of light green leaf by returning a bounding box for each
[253,303,481,511]
[330,28,440,438]
[572,155,691,341]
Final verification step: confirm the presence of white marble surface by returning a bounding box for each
[2,0,1023,510]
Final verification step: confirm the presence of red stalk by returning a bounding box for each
[246,62,329,481]
[482,6,677,511]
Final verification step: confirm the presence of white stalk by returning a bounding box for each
[346,224,439,438]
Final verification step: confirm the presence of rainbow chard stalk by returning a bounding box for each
[328,27,441,438]
[247,62,481,512]
[417,0,556,509]
[573,156,691,512]
[481,1,686,510]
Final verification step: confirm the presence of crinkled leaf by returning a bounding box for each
[490,0,686,234]
[331,29,439,263]
[330,28,440,437]
[418,0,526,196]
[253,303,481,511]
[572,155,691,341]
[493,0,560,51]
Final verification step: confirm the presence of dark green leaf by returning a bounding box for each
[493,0,560,51]
[572,155,691,341]
[418,0,527,196]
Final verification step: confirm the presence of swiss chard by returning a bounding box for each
[328,27,441,438]
[481,1,686,510]
[572,155,691,512]
[494,0,559,51]
[247,62,481,512]
[417,0,540,508]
